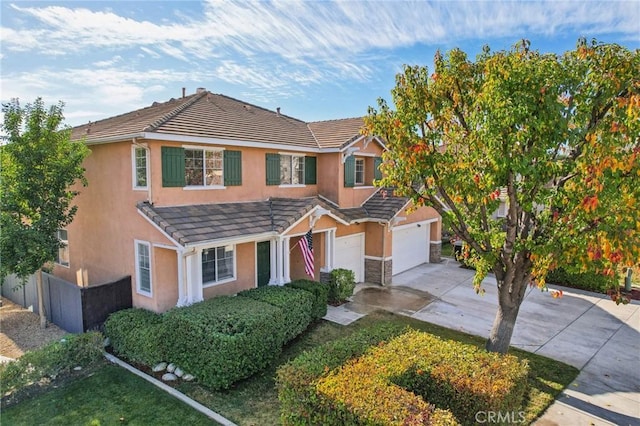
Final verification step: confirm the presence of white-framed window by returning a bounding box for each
[132,146,149,189]
[280,154,304,185]
[135,240,152,296]
[355,158,365,185]
[496,201,508,218]
[202,245,235,286]
[56,229,69,267]
[185,148,223,186]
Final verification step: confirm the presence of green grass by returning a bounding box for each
[4,312,578,426]
[1,362,218,426]
[441,240,454,257]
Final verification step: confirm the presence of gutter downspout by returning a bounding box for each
[132,138,152,204]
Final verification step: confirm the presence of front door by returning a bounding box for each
[257,241,271,287]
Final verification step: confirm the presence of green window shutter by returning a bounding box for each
[161,147,185,187]
[304,156,317,185]
[266,153,281,185]
[223,150,242,186]
[344,155,355,187]
[374,156,383,181]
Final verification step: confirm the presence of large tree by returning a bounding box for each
[365,40,639,353]
[1,98,89,328]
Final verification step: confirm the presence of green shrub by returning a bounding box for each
[546,268,614,293]
[238,286,314,343]
[329,268,355,303]
[0,332,104,396]
[104,308,165,365]
[162,296,285,390]
[285,279,329,320]
[276,322,406,425]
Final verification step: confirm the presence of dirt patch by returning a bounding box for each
[0,297,67,360]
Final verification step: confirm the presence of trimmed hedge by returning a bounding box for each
[238,286,314,344]
[546,267,615,293]
[285,279,329,320]
[161,295,285,390]
[0,332,104,396]
[104,308,165,365]
[276,322,407,425]
[316,330,528,426]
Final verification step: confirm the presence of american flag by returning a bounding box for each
[299,230,314,278]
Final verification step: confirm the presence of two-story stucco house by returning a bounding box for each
[55,89,442,313]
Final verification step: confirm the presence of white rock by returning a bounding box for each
[166,363,176,373]
[182,374,195,381]
[73,366,82,371]
[152,362,168,372]
[174,367,184,377]
[162,373,177,381]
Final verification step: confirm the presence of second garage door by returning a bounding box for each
[392,222,430,275]
[334,233,364,283]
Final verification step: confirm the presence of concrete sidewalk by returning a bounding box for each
[341,258,640,425]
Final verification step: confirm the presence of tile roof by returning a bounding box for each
[70,91,354,150]
[137,191,408,246]
[361,188,410,221]
[307,117,366,149]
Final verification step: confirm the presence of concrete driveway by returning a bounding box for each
[347,258,640,425]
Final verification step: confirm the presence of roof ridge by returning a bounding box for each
[144,91,209,131]
[309,116,364,124]
[307,122,322,148]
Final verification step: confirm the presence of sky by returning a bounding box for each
[1,1,639,128]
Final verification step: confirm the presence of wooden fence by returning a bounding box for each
[1,273,131,333]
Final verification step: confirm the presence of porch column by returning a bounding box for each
[283,236,291,284]
[176,250,187,307]
[269,239,278,285]
[185,249,203,304]
[275,237,284,285]
[325,229,335,271]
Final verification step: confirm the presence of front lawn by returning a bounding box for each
[1,362,218,426]
[3,311,578,425]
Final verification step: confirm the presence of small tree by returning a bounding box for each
[1,98,89,328]
[365,40,639,353]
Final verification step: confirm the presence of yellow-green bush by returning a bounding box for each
[316,330,528,426]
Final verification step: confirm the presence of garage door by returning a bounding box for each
[334,234,364,283]
[392,222,430,275]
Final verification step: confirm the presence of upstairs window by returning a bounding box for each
[355,158,365,185]
[133,146,148,189]
[345,155,383,187]
[266,153,316,186]
[185,148,223,186]
[280,154,304,185]
[56,229,69,267]
[161,146,242,187]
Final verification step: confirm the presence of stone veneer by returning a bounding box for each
[319,271,332,284]
[365,258,393,285]
[430,241,442,263]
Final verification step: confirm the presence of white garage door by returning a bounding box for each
[392,222,430,275]
[334,234,364,283]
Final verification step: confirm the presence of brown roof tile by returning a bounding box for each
[307,117,365,149]
[361,188,410,221]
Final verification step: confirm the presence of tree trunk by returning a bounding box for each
[485,301,520,353]
[36,269,47,329]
